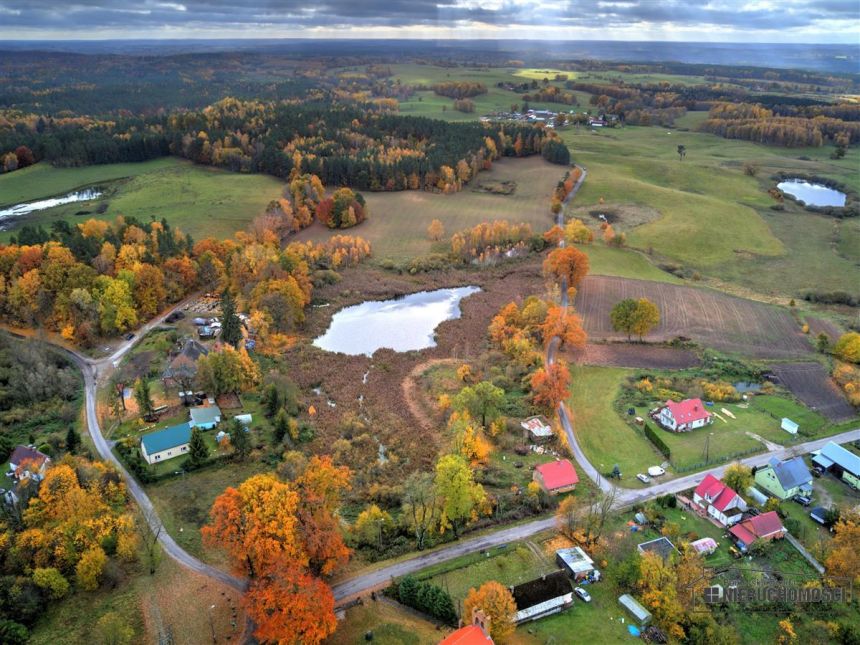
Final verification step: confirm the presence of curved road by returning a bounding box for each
[43,299,246,592]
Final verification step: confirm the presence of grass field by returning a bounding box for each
[146,460,269,566]
[328,601,443,645]
[294,156,562,261]
[567,365,666,482]
[0,157,284,240]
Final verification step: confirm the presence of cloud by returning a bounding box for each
[0,0,856,41]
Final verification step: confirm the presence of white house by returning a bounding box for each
[140,422,192,465]
[692,473,747,526]
[657,398,712,432]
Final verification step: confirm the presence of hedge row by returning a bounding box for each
[643,422,671,459]
[390,576,457,625]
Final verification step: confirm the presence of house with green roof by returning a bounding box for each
[140,422,192,465]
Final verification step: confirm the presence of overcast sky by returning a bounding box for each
[0,0,857,42]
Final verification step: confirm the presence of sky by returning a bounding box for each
[0,0,857,42]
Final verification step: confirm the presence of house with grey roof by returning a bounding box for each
[189,405,221,430]
[163,338,209,387]
[812,442,860,489]
[754,456,813,500]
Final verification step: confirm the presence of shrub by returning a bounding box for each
[393,576,457,625]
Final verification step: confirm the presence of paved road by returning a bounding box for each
[41,297,247,592]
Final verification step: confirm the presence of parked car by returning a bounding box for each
[809,507,828,525]
[574,587,591,603]
[812,466,824,478]
[746,507,761,517]
[636,473,651,484]
[124,333,135,341]
[647,466,666,477]
[792,494,812,507]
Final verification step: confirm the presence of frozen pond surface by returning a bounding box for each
[313,286,480,356]
[777,180,846,207]
[0,188,103,227]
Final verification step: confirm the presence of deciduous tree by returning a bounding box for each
[543,247,590,289]
[434,454,486,537]
[453,381,505,429]
[402,471,438,550]
[463,581,516,642]
[530,359,571,411]
[427,219,445,241]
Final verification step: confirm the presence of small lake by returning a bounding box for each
[777,179,846,207]
[313,286,480,356]
[0,188,103,226]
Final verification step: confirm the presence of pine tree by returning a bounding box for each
[133,378,154,417]
[65,426,81,454]
[187,428,209,469]
[262,384,281,418]
[220,289,243,347]
[230,419,251,461]
[273,408,290,443]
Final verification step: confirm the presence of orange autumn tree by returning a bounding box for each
[540,305,587,349]
[542,246,590,290]
[463,581,516,642]
[294,456,352,576]
[243,558,336,645]
[204,471,349,643]
[202,474,305,578]
[530,359,572,411]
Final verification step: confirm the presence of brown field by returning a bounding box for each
[805,316,843,343]
[567,342,701,369]
[289,258,547,484]
[769,362,856,422]
[293,156,563,261]
[574,276,813,359]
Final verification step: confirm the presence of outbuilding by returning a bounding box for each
[521,415,553,443]
[555,547,596,581]
[618,594,652,627]
[812,441,860,489]
[190,405,222,430]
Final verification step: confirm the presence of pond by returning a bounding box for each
[777,179,846,207]
[0,187,103,227]
[313,286,480,356]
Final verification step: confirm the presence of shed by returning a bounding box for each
[190,405,222,430]
[781,418,799,435]
[521,415,553,443]
[618,594,652,626]
[555,547,595,580]
[510,571,573,624]
[234,414,253,426]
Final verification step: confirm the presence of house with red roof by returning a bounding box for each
[692,473,747,526]
[657,398,712,432]
[729,511,785,552]
[7,445,51,482]
[533,459,579,495]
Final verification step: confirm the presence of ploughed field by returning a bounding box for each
[769,362,856,422]
[567,343,701,369]
[574,275,813,359]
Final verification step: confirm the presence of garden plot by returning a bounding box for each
[769,362,856,422]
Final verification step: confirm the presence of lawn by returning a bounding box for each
[0,157,284,241]
[327,600,443,645]
[146,459,270,565]
[294,156,562,262]
[567,365,667,484]
[581,244,683,284]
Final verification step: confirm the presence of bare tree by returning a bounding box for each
[137,504,164,574]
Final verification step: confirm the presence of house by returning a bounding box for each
[439,608,494,644]
[637,537,678,561]
[812,441,860,489]
[521,415,553,443]
[510,571,573,624]
[7,445,51,481]
[754,456,813,500]
[163,338,209,386]
[140,422,192,465]
[533,460,579,495]
[189,405,221,430]
[618,594,652,627]
[555,547,596,581]
[657,398,712,432]
[728,511,785,552]
[781,418,799,435]
[692,473,747,526]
